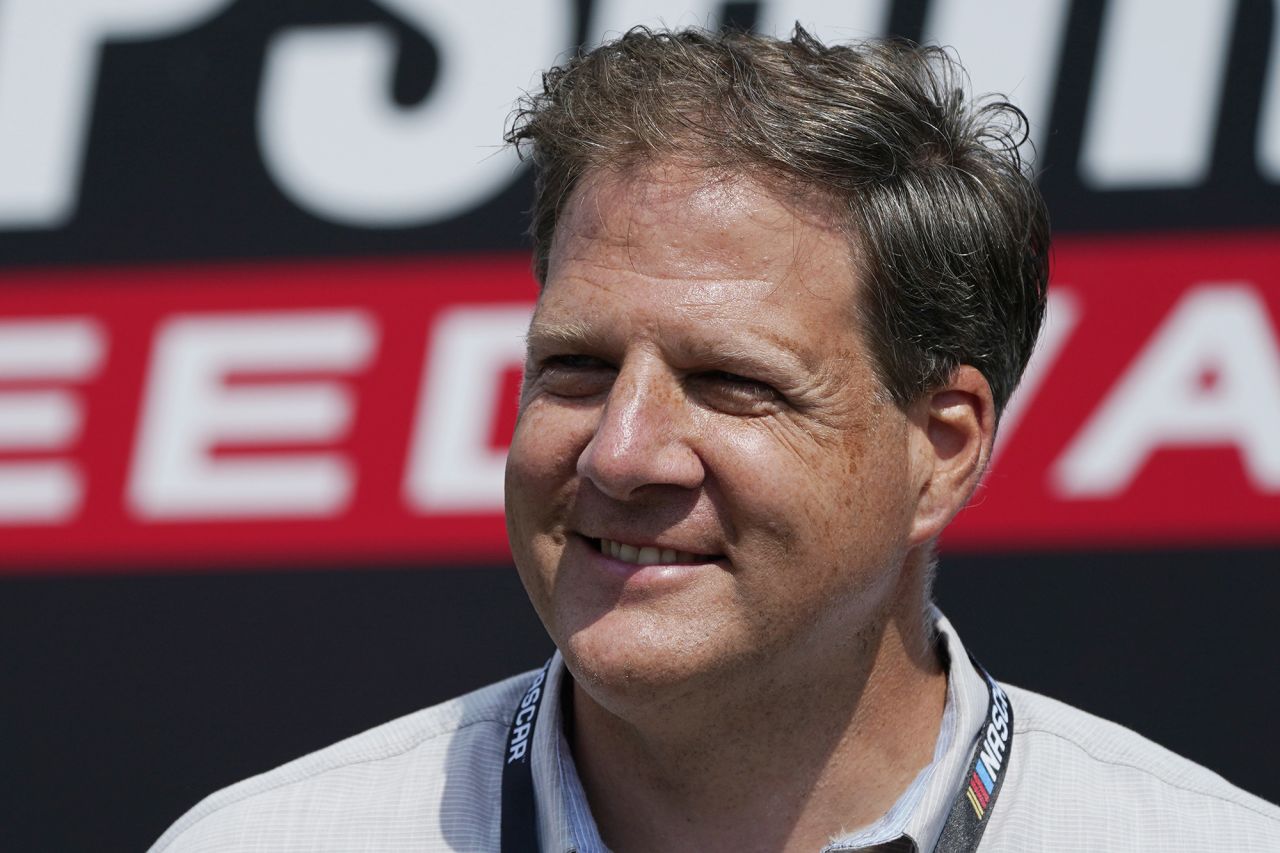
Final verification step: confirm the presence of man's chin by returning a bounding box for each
[558,617,742,716]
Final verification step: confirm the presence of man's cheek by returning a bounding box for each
[712,425,806,489]
[519,407,593,472]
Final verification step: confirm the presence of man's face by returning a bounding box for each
[504,161,926,707]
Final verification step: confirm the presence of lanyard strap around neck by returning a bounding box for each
[499,655,1014,853]
[500,658,552,853]
[930,656,1014,853]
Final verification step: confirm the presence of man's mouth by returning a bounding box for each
[596,538,713,566]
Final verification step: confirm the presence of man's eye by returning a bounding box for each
[544,354,607,369]
[536,355,614,397]
[691,371,782,412]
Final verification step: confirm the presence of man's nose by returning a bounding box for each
[576,362,704,500]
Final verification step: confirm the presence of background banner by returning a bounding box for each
[2,1,1277,850]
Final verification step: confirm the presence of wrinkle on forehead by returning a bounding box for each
[527,307,814,372]
[549,160,854,299]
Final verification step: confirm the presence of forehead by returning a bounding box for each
[541,162,863,344]
[548,160,853,289]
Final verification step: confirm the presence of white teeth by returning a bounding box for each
[598,538,706,566]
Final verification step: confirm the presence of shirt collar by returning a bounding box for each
[529,649,582,853]
[898,611,993,852]
[823,611,993,852]
[534,611,992,853]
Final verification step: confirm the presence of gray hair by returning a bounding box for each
[506,25,1050,416]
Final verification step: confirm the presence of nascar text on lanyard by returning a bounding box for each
[500,655,1013,852]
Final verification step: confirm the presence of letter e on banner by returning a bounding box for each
[0,318,105,523]
[404,304,532,513]
[128,310,377,519]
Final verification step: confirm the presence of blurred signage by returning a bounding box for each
[950,233,1280,553]
[0,255,531,570]
[1,235,1277,571]
[1,1,1279,570]
[0,0,1276,256]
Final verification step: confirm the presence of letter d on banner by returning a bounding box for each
[404,304,532,513]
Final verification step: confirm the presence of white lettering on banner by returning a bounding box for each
[753,0,888,42]
[922,0,1070,166]
[128,311,377,519]
[1080,0,1234,189]
[990,288,1080,467]
[257,0,572,227]
[1054,285,1280,497]
[0,318,105,523]
[0,0,235,229]
[588,0,888,46]
[587,0,722,38]
[404,305,532,513]
[1260,0,1280,180]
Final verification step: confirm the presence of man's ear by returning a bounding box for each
[906,365,996,548]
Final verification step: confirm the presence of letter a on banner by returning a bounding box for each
[1055,285,1280,496]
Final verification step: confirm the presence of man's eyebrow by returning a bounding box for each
[678,333,810,376]
[526,319,814,374]
[524,320,603,350]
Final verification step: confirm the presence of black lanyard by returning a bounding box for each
[930,656,1014,853]
[499,655,1013,853]
[500,658,553,853]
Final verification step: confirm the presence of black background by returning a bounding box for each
[5,551,1278,852]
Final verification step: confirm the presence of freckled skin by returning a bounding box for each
[503,160,985,852]
[506,162,917,702]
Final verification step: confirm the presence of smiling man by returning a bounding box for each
[505,158,960,851]
[152,26,1279,853]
